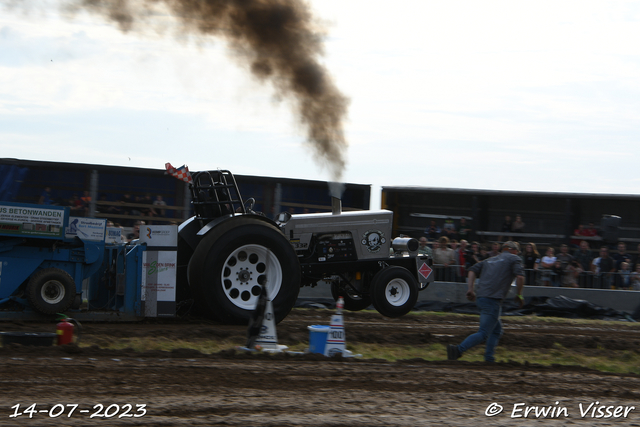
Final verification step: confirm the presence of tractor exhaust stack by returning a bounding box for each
[332,197,342,215]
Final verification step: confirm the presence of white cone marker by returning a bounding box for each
[253,299,288,353]
[324,297,347,356]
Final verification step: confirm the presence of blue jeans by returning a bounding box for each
[458,297,503,362]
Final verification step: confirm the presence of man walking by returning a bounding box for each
[447,241,525,363]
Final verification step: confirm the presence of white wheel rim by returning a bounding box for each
[41,280,65,305]
[384,278,410,307]
[221,244,282,310]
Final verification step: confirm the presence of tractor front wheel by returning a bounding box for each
[370,266,418,318]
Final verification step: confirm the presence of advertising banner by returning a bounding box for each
[141,250,177,317]
[0,204,65,238]
[105,227,123,244]
[138,225,178,248]
[65,217,107,241]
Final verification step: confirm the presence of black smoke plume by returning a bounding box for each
[13,0,350,179]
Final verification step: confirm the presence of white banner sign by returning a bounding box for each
[0,204,65,237]
[65,217,107,241]
[141,250,177,317]
[139,225,178,247]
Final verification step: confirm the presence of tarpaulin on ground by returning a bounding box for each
[295,295,636,321]
[295,299,347,310]
[419,296,636,320]
[529,295,634,321]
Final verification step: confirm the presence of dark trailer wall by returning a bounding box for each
[236,175,371,217]
[382,186,640,245]
[0,158,189,222]
[0,159,371,221]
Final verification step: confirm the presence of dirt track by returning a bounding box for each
[1,310,640,426]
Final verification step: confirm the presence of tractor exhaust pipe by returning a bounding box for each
[332,197,342,215]
[392,237,419,254]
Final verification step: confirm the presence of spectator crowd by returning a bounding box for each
[38,187,176,243]
[38,187,172,226]
[416,216,640,290]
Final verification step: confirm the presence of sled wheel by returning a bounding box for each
[330,281,372,311]
[188,217,300,324]
[26,268,76,315]
[370,266,418,318]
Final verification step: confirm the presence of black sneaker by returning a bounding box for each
[447,344,461,360]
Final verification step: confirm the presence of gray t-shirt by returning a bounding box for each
[469,251,524,299]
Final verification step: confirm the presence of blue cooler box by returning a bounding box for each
[307,325,331,354]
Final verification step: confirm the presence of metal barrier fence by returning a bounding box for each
[431,264,468,283]
[432,264,640,290]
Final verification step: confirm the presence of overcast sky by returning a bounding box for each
[2,0,640,208]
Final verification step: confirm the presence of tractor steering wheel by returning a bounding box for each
[244,198,256,213]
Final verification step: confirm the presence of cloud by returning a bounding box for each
[2,0,640,199]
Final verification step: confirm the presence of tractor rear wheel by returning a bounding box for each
[187,217,300,324]
[26,268,76,315]
[370,266,418,318]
